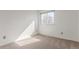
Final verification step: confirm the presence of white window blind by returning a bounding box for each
[40,11,54,24]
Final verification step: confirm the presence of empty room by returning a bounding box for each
[0,10,79,49]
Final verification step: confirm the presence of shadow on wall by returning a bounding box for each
[16,20,36,41]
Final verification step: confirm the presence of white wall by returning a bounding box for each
[0,10,38,46]
[0,10,79,46]
[39,10,79,42]
[77,11,79,40]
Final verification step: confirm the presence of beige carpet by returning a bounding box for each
[0,34,79,49]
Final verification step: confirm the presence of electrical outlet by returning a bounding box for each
[3,36,6,39]
[61,32,63,35]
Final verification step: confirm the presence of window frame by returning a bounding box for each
[40,10,55,25]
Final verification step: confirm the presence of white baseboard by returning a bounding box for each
[0,40,14,46]
[39,33,79,43]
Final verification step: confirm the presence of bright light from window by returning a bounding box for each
[41,11,54,24]
[16,21,35,41]
[15,38,40,46]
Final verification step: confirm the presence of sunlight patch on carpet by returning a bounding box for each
[15,38,40,46]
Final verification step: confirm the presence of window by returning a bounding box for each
[40,11,54,24]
